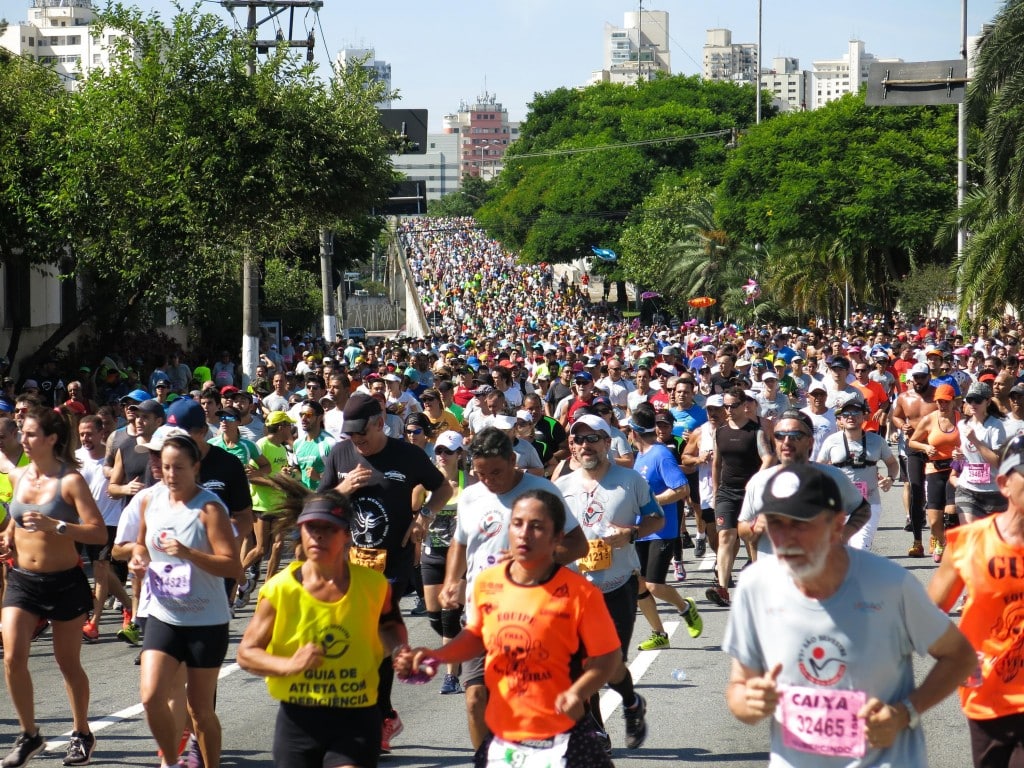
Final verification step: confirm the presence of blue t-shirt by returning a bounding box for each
[669,404,707,439]
[634,443,687,541]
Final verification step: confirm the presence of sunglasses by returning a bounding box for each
[838,411,864,418]
[723,403,742,410]
[435,446,457,456]
[774,430,808,441]
[965,396,987,405]
[405,428,423,436]
[421,397,437,403]
[155,384,169,389]
[219,415,238,422]
[571,433,604,445]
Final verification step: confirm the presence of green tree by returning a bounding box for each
[476,75,765,264]
[262,255,320,332]
[428,175,493,217]
[0,50,69,359]
[953,1,1024,321]
[20,3,394,365]
[717,92,958,311]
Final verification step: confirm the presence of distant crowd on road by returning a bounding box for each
[0,216,1022,767]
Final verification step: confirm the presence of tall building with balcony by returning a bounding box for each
[333,47,392,109]
[702,28,757,85]
[442,91,519,180]
[590,9,671,85]
[0,0,125,88]
[760,56,810,112]
[811,40,901,109]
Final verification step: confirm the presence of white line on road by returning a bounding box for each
[45,663,241,752]
[600,620,680,722]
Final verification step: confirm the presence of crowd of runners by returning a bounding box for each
[0,216,1021,766]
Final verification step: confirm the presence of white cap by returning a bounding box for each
[134,425,189,453]
[383,373,402,383]
[515,409,533,424]
[434,430,464,452]
[706,394,725,408]
[493,414,518,430]
[569,414,611,436]
[910,362,931,377]
[808,380,827,394]
[761,369,779,380]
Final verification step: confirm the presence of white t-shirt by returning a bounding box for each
[75,448,122,526]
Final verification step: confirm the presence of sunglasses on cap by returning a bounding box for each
[571,433,605,445]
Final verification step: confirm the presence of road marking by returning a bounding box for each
[599,620,679,722]
[45,663,241,752]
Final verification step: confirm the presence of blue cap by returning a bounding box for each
[0,398,13,414]
[120,388,151,404]
[573,371,594,383]
[165,398,206,432]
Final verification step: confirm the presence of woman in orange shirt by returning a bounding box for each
[908,384,960,561]
[928,435,1024,768]
[395,488,620,767]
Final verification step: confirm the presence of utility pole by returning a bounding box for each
[222,0,322,380]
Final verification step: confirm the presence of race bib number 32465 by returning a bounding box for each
[779,685,867,759]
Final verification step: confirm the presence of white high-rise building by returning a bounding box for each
[703,28,757,85]
[334,47,392,109]
[390,133,461,203]
[811,40,901,109]
[0,0,125,89]
[590,9,671,86]
[760,56,810,112]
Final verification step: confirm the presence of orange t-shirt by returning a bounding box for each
[946,516,1024,720]
[925,413,959,474]
[469,562,620,741]
[852,380,888,432]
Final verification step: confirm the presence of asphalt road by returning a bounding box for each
[1,481,974,767]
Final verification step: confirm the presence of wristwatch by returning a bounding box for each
[418,506,435,520]
[55,521,68,535]
[900,698,921,729]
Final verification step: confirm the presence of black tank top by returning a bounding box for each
[716,421,763,489]
[118,439,153,502]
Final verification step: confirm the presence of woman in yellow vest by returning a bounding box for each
[237,491,409,768]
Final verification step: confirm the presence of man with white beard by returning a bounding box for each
[722,463,976,768]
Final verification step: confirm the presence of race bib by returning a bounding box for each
[577,539,612,572]
[853,480,869,500]
[349,546,387,572]
[779,685,867,759]
[148,562,192,599]
[966,462,991,485]
[485,733,570,768]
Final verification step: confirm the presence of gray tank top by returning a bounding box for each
[9,464,79,527]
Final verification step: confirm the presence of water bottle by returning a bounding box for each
[670,668,688,683]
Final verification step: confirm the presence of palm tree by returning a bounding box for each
[953,0,1024,320]
[663,194,762,319]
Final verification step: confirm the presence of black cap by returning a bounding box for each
[341,393,382,434]
[762,465,841,520]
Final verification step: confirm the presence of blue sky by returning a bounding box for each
[1,0,1004,129]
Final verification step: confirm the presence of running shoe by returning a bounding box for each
[117,622,141,646]
[232,580,255,611]
[932,545,945,564]
[440,674,463,695]
[121,609,132,630]
[182,735,204,768]
[81,620,99,644]
[1,730,44,768]
[381,710,403,754]
[671,560,686,582]
[680,597,703,639]
[30,619,49,642]
[694,537,707,559]
[637,631,669,651]
[680,531,695,549]
[705,586,730,607]
[62,731,95,766]
[594,728,612,757]
[903,517,913,532]
[410,597,427,616]
[157,730,190,761]
[907,541,925,558]
[622,694,648,750]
